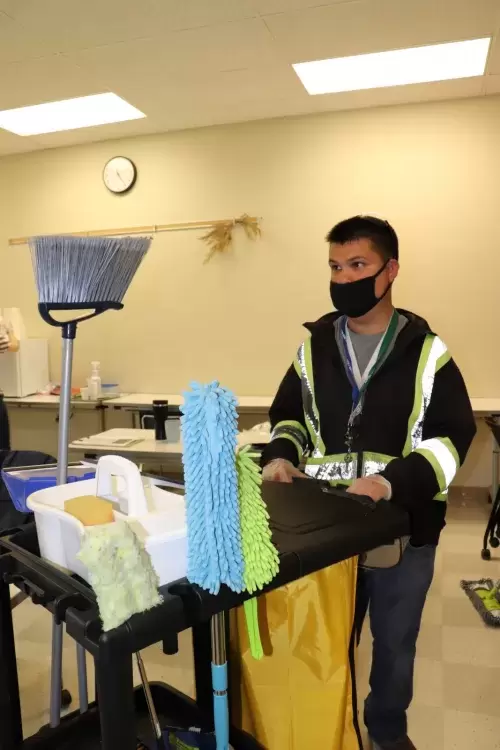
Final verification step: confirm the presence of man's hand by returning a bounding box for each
[262,458,308,484]
[347,475,391,502]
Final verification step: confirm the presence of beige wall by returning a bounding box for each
[0,94,499,484]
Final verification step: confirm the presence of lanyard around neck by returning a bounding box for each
[341,310,399,405]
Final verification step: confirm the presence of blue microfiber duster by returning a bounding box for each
[181,381,244,595]
[181,383,279,750]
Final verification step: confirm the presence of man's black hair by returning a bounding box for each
[326,215,399,262]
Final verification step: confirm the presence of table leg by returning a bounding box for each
[0,579,23,748]
[95,644,136,750]
[99,405,106,433]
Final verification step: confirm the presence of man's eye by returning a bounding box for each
[353,262,366,269]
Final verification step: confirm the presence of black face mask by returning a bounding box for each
[330,261,391,319]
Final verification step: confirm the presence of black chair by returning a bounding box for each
[0,449,57,533]
[0,393,10,453]
[482,417,500,559]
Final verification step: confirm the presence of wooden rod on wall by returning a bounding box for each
[8,217,260,247]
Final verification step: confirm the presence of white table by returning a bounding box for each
[4,394,109,432]
[106,394,272,428]
[470,398,500,416]
[4,392,273,433]
[6,393,495,414]
[106,393,272,411]
[69,427,271,469]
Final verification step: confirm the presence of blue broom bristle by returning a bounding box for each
[181,381,244,595]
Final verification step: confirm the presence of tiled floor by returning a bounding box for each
[357,487,500,749]
[10,487,500,748]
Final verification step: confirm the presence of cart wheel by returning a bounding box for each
[491,537,500,548]
[481,548,492,560]
[61,689,72,708]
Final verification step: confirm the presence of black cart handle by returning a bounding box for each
[292,476,376,511]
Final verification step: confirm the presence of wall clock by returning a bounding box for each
[103,156,137,194]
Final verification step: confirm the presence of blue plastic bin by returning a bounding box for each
[2,465,96,513]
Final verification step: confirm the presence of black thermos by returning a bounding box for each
[152,400,169,442]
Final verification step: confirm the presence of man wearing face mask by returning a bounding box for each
[261,216,476,750]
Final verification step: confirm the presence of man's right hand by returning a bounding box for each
[262,458,308,483]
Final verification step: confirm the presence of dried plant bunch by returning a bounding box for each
[200,214,261,263]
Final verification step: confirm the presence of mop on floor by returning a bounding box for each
[461,578,500,626]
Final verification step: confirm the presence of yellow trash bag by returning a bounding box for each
[230,557,361,750]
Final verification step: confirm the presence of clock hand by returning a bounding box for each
[116,170,126,186]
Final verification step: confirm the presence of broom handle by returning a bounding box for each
[56,324,76,485]
[211,612,229,750]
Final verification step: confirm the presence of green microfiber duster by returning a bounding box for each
[237,446,279,659]
[78,521,163,631]
[461,578,500,627]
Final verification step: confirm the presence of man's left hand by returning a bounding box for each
[347,476,390,502]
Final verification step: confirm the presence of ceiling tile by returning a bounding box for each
[121,65,304,119]
[31,116,169,150]
[253,0,354,14]
[148,94,318,131]
[0,10,55,63]
[264,0,500,63]
[149,0,258,30]
[484,74,500,94]
[0,0,497,155]
[0,128,43,156]
[0,0,160,54]
[486,36,500,75]
[0,54,104,110]
[70,17,279,86]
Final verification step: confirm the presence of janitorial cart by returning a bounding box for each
[0,474,409,750]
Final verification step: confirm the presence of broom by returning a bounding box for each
[29,234,152,727]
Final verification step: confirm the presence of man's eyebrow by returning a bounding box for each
[329,255,367,263]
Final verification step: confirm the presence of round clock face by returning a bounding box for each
[103,156,137,194]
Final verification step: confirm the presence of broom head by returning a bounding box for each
[29,235,152,313]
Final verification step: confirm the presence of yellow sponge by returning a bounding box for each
[64,496,114,526]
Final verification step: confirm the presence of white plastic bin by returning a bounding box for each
[27,456,187,586]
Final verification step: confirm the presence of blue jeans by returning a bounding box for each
[356,543,436,744]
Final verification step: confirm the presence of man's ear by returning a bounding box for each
[387,259,399,283]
